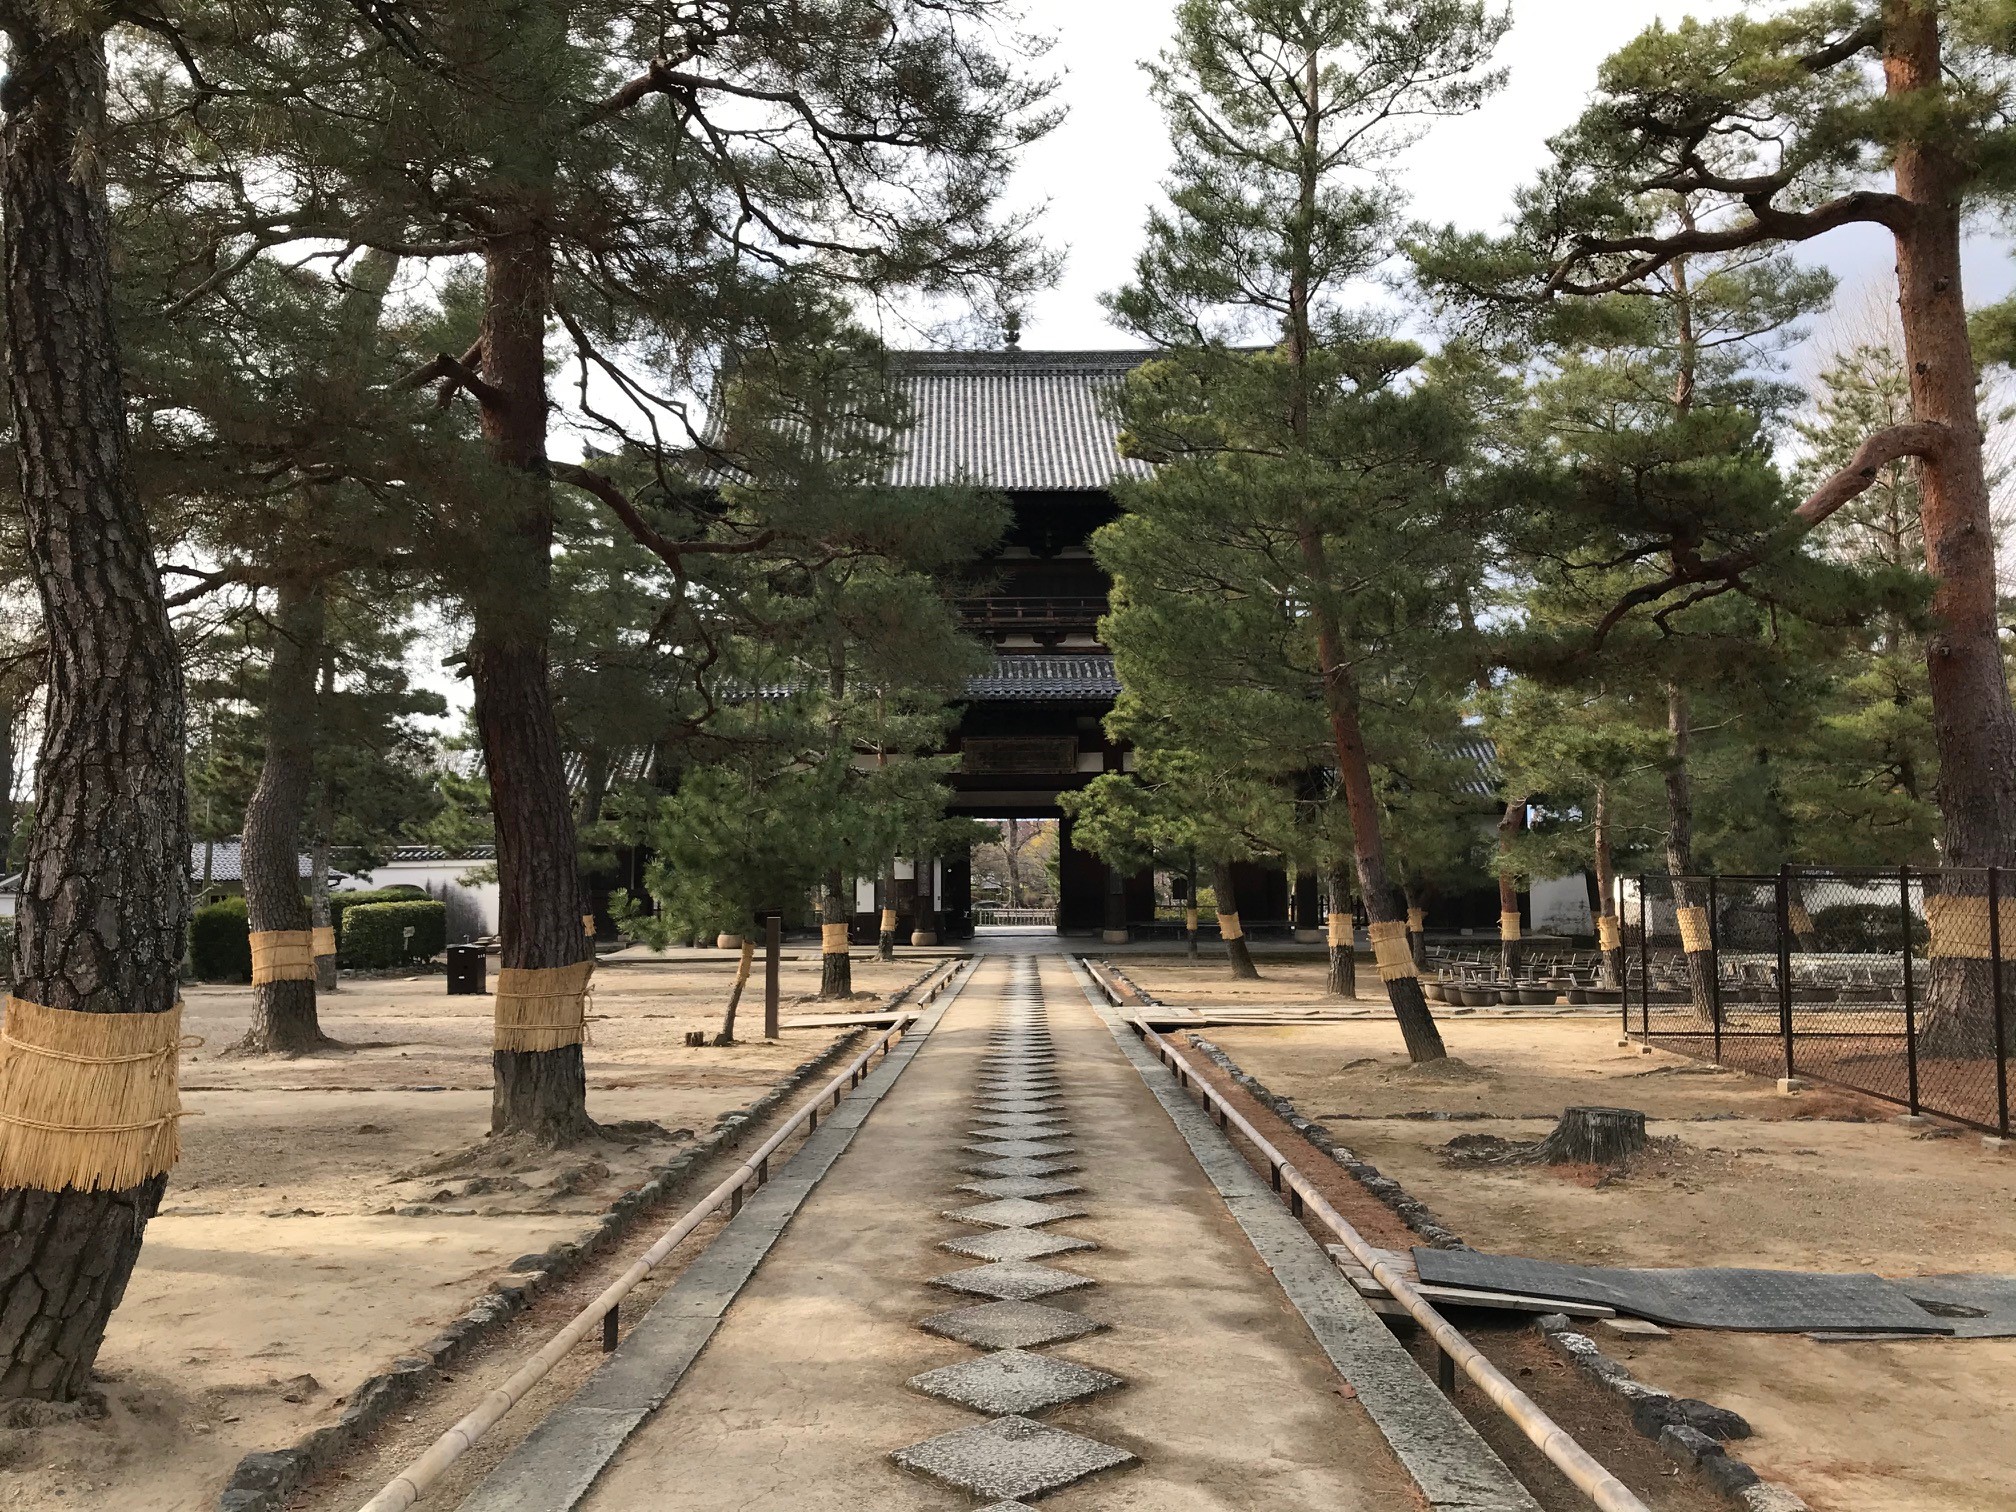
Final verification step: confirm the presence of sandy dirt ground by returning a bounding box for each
[1205,1015,2016,1512]
[1103,951,1358,1012]
[1,946,933,1512]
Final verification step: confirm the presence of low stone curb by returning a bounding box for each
[1083,959,1160,1007]
[1182,1034,1810,1512]
[215,964,945,1512]
[1185,1035,1468,1250]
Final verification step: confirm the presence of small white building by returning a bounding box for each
[343,845,499,940]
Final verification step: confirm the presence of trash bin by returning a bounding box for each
[446,944,487,996]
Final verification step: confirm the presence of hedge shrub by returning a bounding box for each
[191,896,253,981]
[329,885,427,945]
[342,900,447,968]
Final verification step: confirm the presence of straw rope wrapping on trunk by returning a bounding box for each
[1407,907,1425,933]
[822,923,850,952]
[0,997,194,1192]
[1925,892,2016,959]
[311,925,337,959]
[1675,906,1713,955]
[1597,915,1622,952]
[1327,913,1350,946]
[581,914,595,938]
[250,928,317,984]
[879,908,898,934]
[1498,910,1521,943]
[1216,912,1244,941]
[1369,920,1416,979]
[493,959,596,1053]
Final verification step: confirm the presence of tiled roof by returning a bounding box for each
[886,351,1154,491]
[964,655,1121,702]
[189,840,334,884]
[383,845,496,863]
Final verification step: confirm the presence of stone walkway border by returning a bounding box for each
[1063,957,1547,1512]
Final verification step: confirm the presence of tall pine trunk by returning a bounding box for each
[1209,860,1259,979]
[819,868,852,997]
[1593,780,1623,989]
[1886,8,2016,1054]
[1664,683,1715,1021]
[1297,538,1446,1061]
[0,14,188,1400]
[1327,867,1356,997]
[239,580,332,1054]
[1889,4,2016,868]
[472,230,595,1143]
[1496,796,1525,976]
[878,861,898,959]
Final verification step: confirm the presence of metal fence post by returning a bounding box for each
[1777,866,1796,1081]
[1993,867,2010,1139]
[1900,864,1919,1116]
[1707,874,1723,1062]
[1638,875,1651,1037]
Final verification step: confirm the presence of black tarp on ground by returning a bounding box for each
[1411,1249,1953,1333]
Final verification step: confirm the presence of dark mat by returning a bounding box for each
[1893,1275,2016,1338]
[1412,1248,1952,1333]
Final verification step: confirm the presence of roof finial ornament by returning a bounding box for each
[1003,310,1021,351]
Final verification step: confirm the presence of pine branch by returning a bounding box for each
[550,463,776,566]
[1590,421,1949,646]
[395,341,497,408]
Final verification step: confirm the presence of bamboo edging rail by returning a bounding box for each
[1105,979,1649,1512]
[356,957,968,1512]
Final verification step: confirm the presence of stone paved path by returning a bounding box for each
[476,954,1510,1510]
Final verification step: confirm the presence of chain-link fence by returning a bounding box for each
[1625,869,2015,1135]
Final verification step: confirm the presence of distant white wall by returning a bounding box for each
[348,860,499,938]
[1531,873,1593,935]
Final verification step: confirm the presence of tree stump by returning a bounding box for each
[1536,1106,1647,1166]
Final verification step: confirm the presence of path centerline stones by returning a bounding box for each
[891,958,1139,1503]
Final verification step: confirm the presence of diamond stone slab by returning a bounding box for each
[890,1415,1135,1502]
[944,1196,1087,1229]
[929,1259,1095,1301]
[975,1098,1063,1114]
[958,1175,1082,1200]
[940,1226,1095,1263]
[961,1154,1082,1178]
[976,1081,1062,1096]
[918,1299,1103,1349]
[965,1139,1075,1160]
[907,1347,1122,1414]
[969,1119,1070,1139]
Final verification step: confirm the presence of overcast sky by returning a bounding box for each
[977,0,2016,359]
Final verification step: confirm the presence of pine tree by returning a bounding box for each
[1101,0,1504,1060]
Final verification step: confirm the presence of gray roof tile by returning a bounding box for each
[964,656,1120,702]
[885,350,1153,491]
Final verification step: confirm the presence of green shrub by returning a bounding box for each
[341,900,447,968]
[329,886,427,946]
[191,896,253,981]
